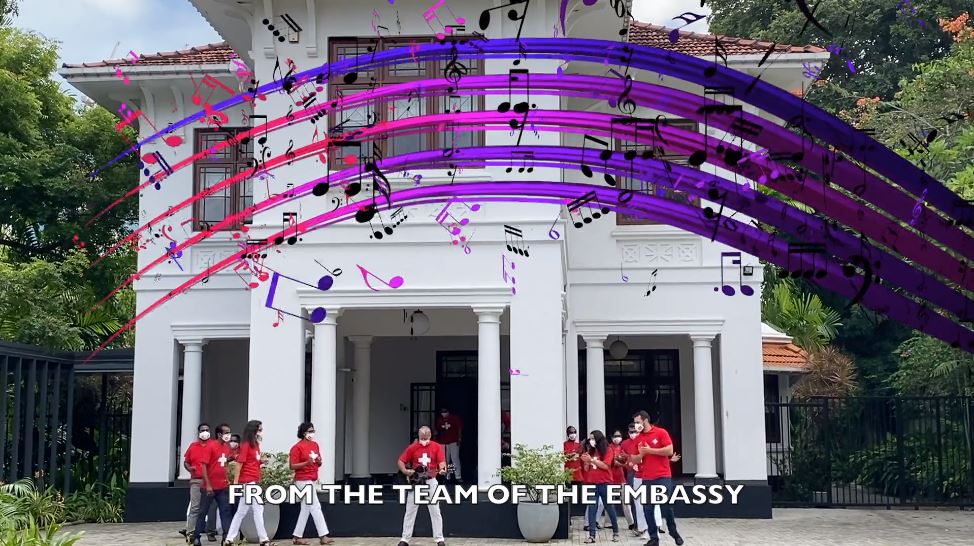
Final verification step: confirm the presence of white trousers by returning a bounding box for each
[225,482,268,542]
[631,477,661,535]
[401,478,444,543]
[292,481,329,538]
[444,443,461,479]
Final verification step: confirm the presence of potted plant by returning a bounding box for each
[241,452,291,542]
[500,444,574,543]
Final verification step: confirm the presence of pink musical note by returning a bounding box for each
[128,51,139,64]
[356,264,404,291]
[502,255,516,295]
[114,66,129,85]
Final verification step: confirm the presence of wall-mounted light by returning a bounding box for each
[608,336,629,359]
[409,310,431,336]
[743,265,754,276]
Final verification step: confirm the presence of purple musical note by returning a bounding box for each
[265,270,332,323]
[715,252,753,296]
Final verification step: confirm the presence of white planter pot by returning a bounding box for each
[517,501,559,543]
[241,503,280,543]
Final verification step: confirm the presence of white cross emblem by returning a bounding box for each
[652,438,659,445]
[441,421,451,430]
[419,453,432,467]
[218,453,228,467]
[310,450,319,461]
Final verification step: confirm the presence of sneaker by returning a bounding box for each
[397,542,408,546]
[660,526,667,535]
[672,532,684,545]
[612,534,620,542]
[208,532,218,542]
[644,539,660,546]
[437,542,446,546]
[628,524,637,531]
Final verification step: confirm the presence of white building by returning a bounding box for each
[61,0,828,529]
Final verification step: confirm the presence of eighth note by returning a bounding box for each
[504,225,529,257]
[356,264,404,291]
[715,252,754,296]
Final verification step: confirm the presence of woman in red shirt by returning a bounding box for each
[608,429,635,529]
[289,422,333,545]
[580,430,619,543]
[223,420,275,546]
[563,426,583,483]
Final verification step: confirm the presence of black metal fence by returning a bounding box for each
[0,341,133,493]
[766,396,974,507]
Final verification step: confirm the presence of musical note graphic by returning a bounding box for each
[265,270,331,323]
[479,0,530,41]
[566,191,610,228]
[274,212,300,245]
[842,255,880,308]
[620,262,629,283]
[579,135,615,186]
[314,260,342,277]
[356,264,404,291]
[547,216,561,240]
[645,268,658,296]
[504,225,529,257]
[669,12,707,43]
[715,252,753,296]
[502,254,516,295]
[423,0,466,40]
[780,243,827,279]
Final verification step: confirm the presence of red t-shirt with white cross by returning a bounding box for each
[635,426,672,480]
[434,415,462,444]
[237,441,262,484]
[290,439,322,482]
[399,440,445,472]
[204,441,233,490]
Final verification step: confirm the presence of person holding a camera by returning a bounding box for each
[397,426,447,546]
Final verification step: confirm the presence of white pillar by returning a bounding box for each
[584,336,607,434]
[348,335,373,479]
[691,335,718,479]
[178,340,206,480]
[565,324,579,430]
[473,306,504,490]
[312,308,341,484]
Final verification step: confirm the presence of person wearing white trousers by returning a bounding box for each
[397,427,448,546]
[224,420,274,546]
[289,422,333,545]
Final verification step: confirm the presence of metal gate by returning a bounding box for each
[766,396,974,507]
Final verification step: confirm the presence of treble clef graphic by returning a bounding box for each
[443,44,467,90]
[617,75,636,115]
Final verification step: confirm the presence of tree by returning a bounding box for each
[706,0,971,111]
[891,334,974,395]
[793,346,860,398]
[762,273,843,352]
[0,27,137,262]
[0,0,18,27]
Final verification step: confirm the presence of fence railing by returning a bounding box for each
[766,396,974,507]
[1,341,132,493]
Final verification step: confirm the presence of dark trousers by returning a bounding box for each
[587,483,619,537]
[643,477,677,540]
[195,488,232,544]
[625,471,637,523]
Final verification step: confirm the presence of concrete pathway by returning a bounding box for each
[64,509,974,546]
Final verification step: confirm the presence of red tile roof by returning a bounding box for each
[62,42,235,68]
[763,342,809,371]
[627,21,827,56]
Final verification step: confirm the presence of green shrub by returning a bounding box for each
[499,444,574,502]
[0,516,84,546]
[258,452,293,488]
[0,479,66,532]
[63,478,125,524]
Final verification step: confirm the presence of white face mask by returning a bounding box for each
[419,439,430,446]
[256,433,263,442]
[199,431,210,440]
[628,432,637,439]
[612,437,622,444]
[568,433,577,441]
[634,423,644,432]
[589,439,596,447]
[306,432,315,441]
[441,412,448,417]
[221,433,231,442]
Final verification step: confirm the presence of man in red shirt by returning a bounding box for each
[397,426,447,546]
[631,411,683,546]
[433,408,462,483]
[192,424,234,546]
[181,423,216,541]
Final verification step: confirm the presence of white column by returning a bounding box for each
[473,306,504,490]
[312,308,341,484]
[348,335,373,480]
[178,339,206,480]
[565,324,579,430]
[691,335,718,479]
[584,335,607,434]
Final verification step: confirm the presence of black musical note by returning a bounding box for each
[842,255,879,308]
[566,191,610,227]
[498,69,534,146]
[479,0,530,41]
[645,268,658,296]
[504,225,529,257]
[779,243,827,280]
[274,212,300,245]
[443,41,468,92]
[702,187,727,242]
[580,135,615,186]
[703,36,729,78]
[506,150,535,173]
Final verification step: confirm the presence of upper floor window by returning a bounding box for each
[193,128,254,230]
[615,119,700,225]
[327,36,483,166]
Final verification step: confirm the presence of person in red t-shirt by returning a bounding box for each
[609,429,635,529]
[621,423,650,537]
[580,430,619,543]
[631,411,683,546]
[192,424,234,546]
[563,426,583,483]
[181,423,216,541]
[289,422,333,545]
[397,426,447,546]
[433,408,462,483]
[223,420,275,546]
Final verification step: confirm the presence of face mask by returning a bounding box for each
[256,434,263,442]
[306,432,315,441]
[419,439,430,446]
[230,442,239,449]
[199,431,210,440]
[628,432,637,439]
[221,433,231,442]
[441,412,448,417]
[568,433,577,441]
[612,437,622,444]
[589,439,596,447]
[634,423,644,432]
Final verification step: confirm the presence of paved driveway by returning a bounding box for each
[65,509,974,546]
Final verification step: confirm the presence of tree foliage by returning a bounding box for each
[762,273,843,353]
[892,334,974,395]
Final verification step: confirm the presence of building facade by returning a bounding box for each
[61,0,829,522]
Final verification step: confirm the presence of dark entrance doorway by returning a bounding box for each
[579,348,683,475]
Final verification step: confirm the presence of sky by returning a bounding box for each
[14,0,709,90]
